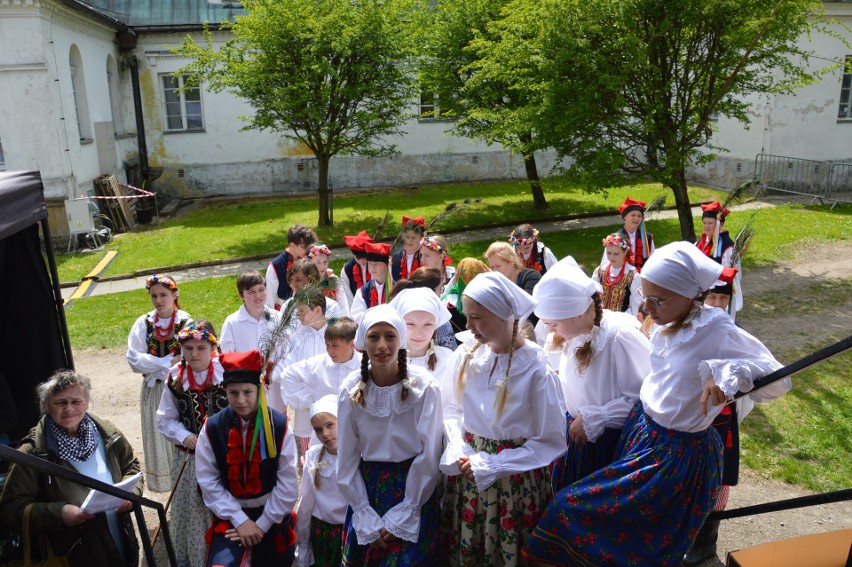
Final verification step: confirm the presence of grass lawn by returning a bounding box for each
[53,177,724,282]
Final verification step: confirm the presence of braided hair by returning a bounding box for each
[399,349,409,402]
[313,445,327,488]
[351,347,410,405]
[574,293,603,374]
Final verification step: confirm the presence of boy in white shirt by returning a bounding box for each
[220,270,281,354]
[281,317,359,452]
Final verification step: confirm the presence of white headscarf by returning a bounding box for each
[641,241,726,298]
[462,271,537,321]
[389,287,452,327]
[354,304,407,350]
[309,394,338,419]
[533,256,601,320]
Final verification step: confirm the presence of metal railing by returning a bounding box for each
[755,153,852,208]
[0,443,177,566]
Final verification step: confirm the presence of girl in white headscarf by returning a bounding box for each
[440,272,566,567]
[336,305,443,565]
[524,242,790,567]
[533,257,651,493]
[297,395,346,567]
[389,287,454,382]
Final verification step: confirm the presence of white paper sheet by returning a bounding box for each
[79,472,143,514]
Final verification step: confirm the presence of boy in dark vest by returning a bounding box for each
[266,224,317,309]
[340,230,373,311]
[390,215,425,283]
[195,350,298,567]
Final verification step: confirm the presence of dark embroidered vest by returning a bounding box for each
[600,268,635,313]
[145,316,189,357]
[616,228,654,273]
[270,250,294,301]
[168,377,228,436]
[707,231,736,265]
[360,280,385,307]
[205,406,288,498]
[344,258,371,296]
[390,249,421,282]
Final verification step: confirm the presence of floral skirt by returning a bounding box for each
[523,403,722,566]
[141,380,174,492]
[311,517,344,567]
[442,432,553,567]
[551,412,624,494]
[342,458,440,566]
[169,448,211,567]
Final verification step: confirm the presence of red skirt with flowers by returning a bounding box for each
[441,432,553,567]
[342,458,440,566]
[522,403,722,566]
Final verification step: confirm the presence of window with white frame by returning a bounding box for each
[161,74,204,132]
[69,45,93,141]
[839,56,852,120]
[420,91,439,119]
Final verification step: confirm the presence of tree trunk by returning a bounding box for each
[523,153,548,210]
[670,169,696,242]
[316,154,332,227]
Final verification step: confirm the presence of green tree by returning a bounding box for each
[416,0,549,209]
[175,0,418,226]
[481,0,842,239]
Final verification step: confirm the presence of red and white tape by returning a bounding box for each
[83,184,154,200]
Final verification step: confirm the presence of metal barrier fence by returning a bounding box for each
[755,153,852,208]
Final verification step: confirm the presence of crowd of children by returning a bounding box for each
[121,204,791,566]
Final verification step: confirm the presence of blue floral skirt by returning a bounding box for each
[523,403,722,566]
[551,412,624,493]
[342,458,440,566]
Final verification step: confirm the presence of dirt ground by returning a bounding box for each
[73,240,852,565]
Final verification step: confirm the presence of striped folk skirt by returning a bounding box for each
[551,412,624,494]
[168,447,211,567]
[141,379,174,492]
[342,458,440,566]
[523,403,722,566]
[310,517,344,567]
[442,432,553,567]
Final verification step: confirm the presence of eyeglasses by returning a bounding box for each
[636,288,679,310]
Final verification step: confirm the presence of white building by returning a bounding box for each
[0,0,850,228]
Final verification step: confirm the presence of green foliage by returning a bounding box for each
[473,0,843,238]
[175,0,420,225]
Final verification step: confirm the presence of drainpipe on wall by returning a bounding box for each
[117,29,150,184]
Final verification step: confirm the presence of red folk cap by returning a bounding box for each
[618,197,647,216]
[365,242,391,261]
[401,215,426,230]
[343,230,373,252]
[701,201,730,220]
[219,350,264,385]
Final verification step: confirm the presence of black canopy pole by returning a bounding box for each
[40,218,74,369]
[732,335,851,401]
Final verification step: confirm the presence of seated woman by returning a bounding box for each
[0,370,141,566]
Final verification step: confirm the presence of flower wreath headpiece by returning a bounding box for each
[509,226,539,248]
[308,244,332,259]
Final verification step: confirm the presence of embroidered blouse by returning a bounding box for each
[156,359,226,446]
[439,340,567,491]
[126,309,192,386]
[297,446,346,566]
[336,365,442,545]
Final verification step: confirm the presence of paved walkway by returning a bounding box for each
[61,201,772,300]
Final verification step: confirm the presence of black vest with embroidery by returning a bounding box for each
[270,250,294,301]
[344,258,370,296]
[205,406,288,498]
[168,376,228,436]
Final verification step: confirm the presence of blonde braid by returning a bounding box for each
[494,320,519,419]
[427,338,438,371]
[313,445,327,489]
[455,343,482,402]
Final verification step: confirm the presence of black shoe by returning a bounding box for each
[683,520,720,566]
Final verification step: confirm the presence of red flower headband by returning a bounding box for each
[509,226,539,247]
[308,244,332,258]
[602,233,630,252]
[145,274,178,291]
[420,235,447,256]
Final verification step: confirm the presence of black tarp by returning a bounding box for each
[0,171,71,442]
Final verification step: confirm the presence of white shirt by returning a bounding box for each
[156,359,225,446]
[297,447,346,567]
[195,410,298,534]
[557,311,650,442]
[591,264,643,315]
[268,324,328,421]
[279,350,360,437]
[349,282,385,322]
[220,305,281,353]
[337,366,443,545]
[641,306,788,432]
[126,309,192,387]
[408,345,454,392]
[440,340,567,491]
